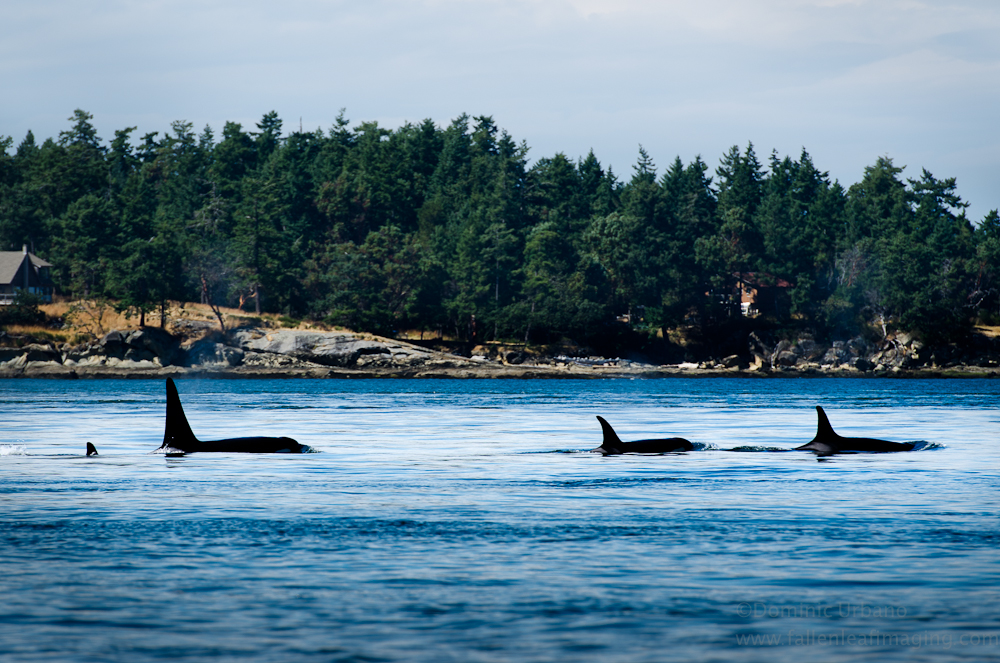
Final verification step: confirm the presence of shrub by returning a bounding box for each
[0,292,46,328]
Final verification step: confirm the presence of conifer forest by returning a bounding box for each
[2,110,998,351]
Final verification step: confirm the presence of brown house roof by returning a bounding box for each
[734,272,792,289]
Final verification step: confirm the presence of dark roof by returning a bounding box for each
[0,251,52,285]
[734,272,792,289]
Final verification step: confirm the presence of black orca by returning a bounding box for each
[157,378,309,454]
[795,406,915,455]
[86,442,98,456]
[591,415,693,455]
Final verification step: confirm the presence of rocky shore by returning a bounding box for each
[1,326,998,379]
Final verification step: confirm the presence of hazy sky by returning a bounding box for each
[3,0,998,220]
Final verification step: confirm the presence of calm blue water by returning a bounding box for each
[1,378,998,662]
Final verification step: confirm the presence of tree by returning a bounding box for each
[655,156,718,326]
[836,161,974,340]
[50,194,116,299]
[319,225,428,334]
[714,143,764,270]
[755,149,844,322]
[111,234,179,327]
[585,211,659,321]
[254,111,282,163]
[518,220,609,342]
[578,149,617,218]
[231,174,291,314]
[210,121,257,200]
[972,210,1000,320]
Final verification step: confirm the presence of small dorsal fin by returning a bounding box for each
[162,378,198,450]
[596,416,623,448]
[815,406,837,440]
[86,442,98,456]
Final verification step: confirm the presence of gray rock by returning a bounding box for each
[820,347,845,366]
[796,339,822,360]
[63,328,181,367]
[722,354,743,369]
[184,340,245,367]
[124,328,179,365]
[504,351,526,365]
[3,354,28,370]
[23,363,77,378]
[241,351,317,368]
[355,353,393,367]
[97,331,127,360]
[230,329,391,367]
[0,347,24,363]
[747,332,772,362]
[124,347,157,363]
[776,350,799,367]
[771,340,792,368]
[100,330,123,346]
[854,358,874,372]
[847,337,870,357]
[64,342,104,365]
[19,343,62,364]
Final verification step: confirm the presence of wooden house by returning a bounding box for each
[0,246,53,305]
[734,272,791,318]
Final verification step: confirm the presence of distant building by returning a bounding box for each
[0,246,53,305]
[734,272,791,318]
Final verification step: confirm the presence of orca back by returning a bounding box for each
[797,405,914,454]
[86,442,98,456]
[192,436,304,453]
[593,416,692,454]
[158,378,306,454]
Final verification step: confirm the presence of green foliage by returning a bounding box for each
[319,225,429,335]
[4,109,990,346]
[0,291,46,327]
[972,209,1000,321]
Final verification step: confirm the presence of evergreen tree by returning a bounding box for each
[656,156,718,326]
[755,149,844,321]
[972,210,1000,320]
[706,143,765,277]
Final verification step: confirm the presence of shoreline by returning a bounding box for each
[4,363,998,380]
[3,325,998,380]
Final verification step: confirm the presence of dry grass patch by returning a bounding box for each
[36,299,335,343]
[974,325,1000,339]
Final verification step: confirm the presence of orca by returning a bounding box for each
[591,415,693,455]
[86,442,98,456]
[156,378,309,454]
[795,406,915,455]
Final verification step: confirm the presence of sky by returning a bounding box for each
[2,0,998,221]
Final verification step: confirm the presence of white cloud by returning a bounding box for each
[0,0,998,217]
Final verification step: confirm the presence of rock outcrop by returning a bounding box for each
[61,328,180,369]
[0,326,483,377]
[1,324,998,378]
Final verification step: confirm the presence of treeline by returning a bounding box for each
[1,109,998,344]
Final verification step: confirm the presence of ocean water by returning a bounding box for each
[1,377,998,662]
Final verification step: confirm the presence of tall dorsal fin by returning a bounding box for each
[596,416,623,448]
[86,442,98,456]
[162,378,198,449]
[815,406,837,440]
